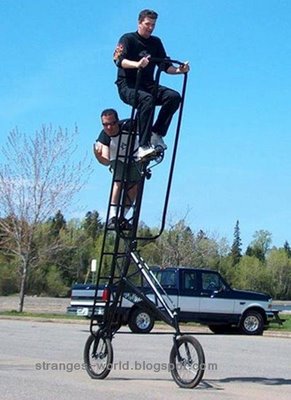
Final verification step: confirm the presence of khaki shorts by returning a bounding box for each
[110,160,141,182]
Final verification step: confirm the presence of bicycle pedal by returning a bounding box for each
[140,151,157,162]
[154,145,165,153]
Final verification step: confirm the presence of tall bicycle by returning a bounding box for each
[84,58,205,389]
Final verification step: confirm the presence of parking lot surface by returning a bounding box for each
[0,319,290,400]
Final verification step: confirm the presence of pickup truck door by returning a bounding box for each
[199,271,235,316]
[178,270,200,313]
[151,269,179,309]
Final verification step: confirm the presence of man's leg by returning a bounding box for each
[122,182,138,217]
[152,86,181,137]
[108,180,137,228]
[108,159,125,225]
[108,181,121,221]
[118,86,154,147]
[109,159,140,228]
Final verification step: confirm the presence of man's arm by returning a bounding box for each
[121,56,150,69]
[114,34,150,69]
[166,61,190,75]
[93,141,110,166]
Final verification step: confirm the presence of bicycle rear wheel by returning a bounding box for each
[169,335,205,388]
[84,333,113,379]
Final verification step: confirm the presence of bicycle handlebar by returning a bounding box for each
[149,57,186,66]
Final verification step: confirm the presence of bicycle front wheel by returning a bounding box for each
[84,334,113,379]
[169,335,205,389]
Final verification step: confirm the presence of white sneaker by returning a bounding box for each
[151,133,167,150]
[137,145,156,160]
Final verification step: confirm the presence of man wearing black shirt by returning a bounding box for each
[114,9,189,159]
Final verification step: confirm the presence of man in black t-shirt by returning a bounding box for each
[113,9,189,159]
[94,108,140,228]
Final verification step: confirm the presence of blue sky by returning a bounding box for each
[1,0,291,250]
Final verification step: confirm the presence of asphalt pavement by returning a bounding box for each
[0,319,290,400]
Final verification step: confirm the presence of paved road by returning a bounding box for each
[0,319,290,400]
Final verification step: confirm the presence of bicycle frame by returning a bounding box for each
[90,58,188,339]
[85,58,206,389]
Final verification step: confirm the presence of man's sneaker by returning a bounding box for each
[151,133,167,150]
[107,216,117,229]
[119,217,133,231]
[137,145,156,160]
[107,216,132,230]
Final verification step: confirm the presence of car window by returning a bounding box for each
[153,270,176,288]
[160,270,176,287]
[201,272,223,291]
[183,271,198,291]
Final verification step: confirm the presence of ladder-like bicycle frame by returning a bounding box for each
[84,58,205,389]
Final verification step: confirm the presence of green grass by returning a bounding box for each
[268,314,291,331]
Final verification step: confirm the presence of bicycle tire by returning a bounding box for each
[169,335,205,388]
[83,334,113,379]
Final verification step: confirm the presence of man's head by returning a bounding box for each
[101,109,119,136]
[138,9,158,39]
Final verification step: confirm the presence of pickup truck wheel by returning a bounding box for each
[128,308,154,333]
[239,310,264,335]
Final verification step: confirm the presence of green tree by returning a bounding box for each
[49,210,67,239]
[82,211,103,241]
[245,230,272,262]
[230,220,242,266]
[159,220,195,267]
[192,231,221,269]
[232,255,272,294]
[283,240,291,258]
[50,218,95,285]
[266,249,291,299]
[0,260,19,295]
[45,265,69,297]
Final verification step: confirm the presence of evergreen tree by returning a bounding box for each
[196,229,208,241]
[245,245,254,257]
[283,240,291,258]
[83,211,103,241]
[49,210,66,238]
[231,220,242,266]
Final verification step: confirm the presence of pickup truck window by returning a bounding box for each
[155,270,176,288]
[182,270,198,291]
[201,271,223,291]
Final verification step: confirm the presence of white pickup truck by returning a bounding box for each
[67,267,282,335]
